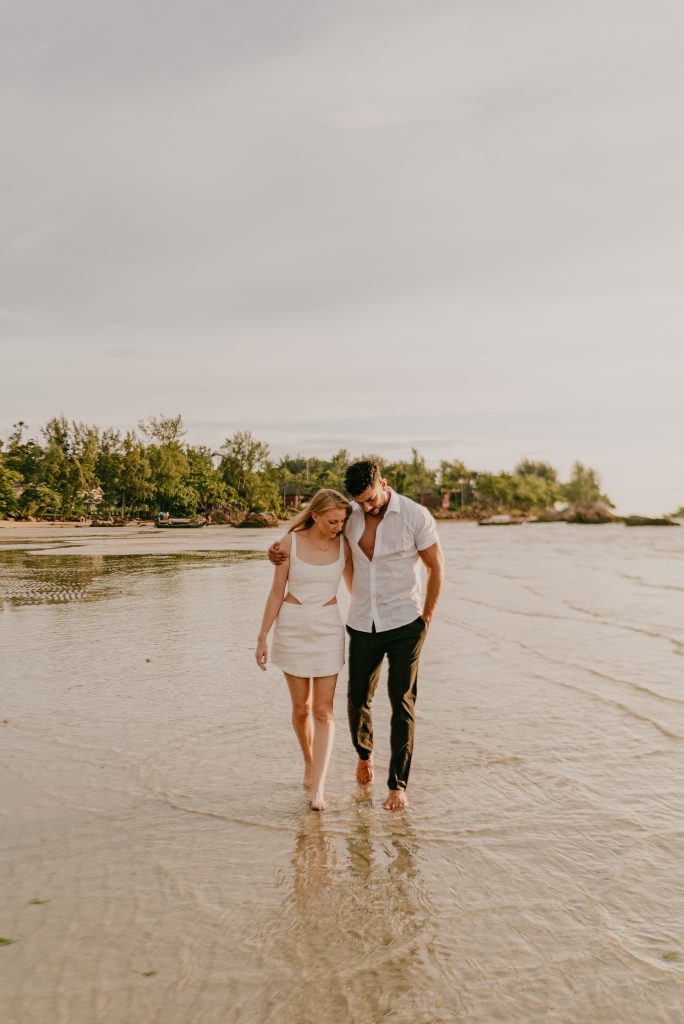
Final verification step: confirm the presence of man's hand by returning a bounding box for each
[267,540,288,565]
[418,542,444,625]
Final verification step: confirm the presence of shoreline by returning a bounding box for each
[0,519,136,529]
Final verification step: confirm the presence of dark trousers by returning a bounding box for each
[346,616,428,791]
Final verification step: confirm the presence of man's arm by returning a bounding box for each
[342,537,353,593]
[417,542,444,625]
[267,535,288,565]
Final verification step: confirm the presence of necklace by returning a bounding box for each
[307,530,332,551]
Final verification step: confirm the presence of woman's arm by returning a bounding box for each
[342,536,353,594]
[256,535,291,670]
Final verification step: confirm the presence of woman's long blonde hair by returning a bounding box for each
[287,488,352,534]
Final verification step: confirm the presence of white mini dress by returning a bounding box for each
[270,531,346,678]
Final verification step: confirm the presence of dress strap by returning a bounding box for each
[290,531,297,560]
[338,534,345,565]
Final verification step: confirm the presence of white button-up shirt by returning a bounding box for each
[346,488,440,633]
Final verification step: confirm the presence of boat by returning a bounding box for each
[477,514,524,526]
[154,513,207,529]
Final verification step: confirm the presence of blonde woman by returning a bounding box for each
[256,489,353,810]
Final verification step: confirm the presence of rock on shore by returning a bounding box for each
[236,511,279,528]
[535,502,618,524]
[207,502,247,526]
[624,515,679,527]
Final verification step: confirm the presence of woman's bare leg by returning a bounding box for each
[310,674,337,810]
[284,673,314,786]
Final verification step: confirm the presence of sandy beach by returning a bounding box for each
[2,523,684,1023]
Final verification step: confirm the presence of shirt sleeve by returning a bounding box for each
[415,505,439,551]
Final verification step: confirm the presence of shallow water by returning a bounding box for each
[1,523,683,1023]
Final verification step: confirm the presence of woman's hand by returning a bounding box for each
[256,636,268,671]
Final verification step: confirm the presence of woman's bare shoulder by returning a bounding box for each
[278,532,293,553]
[342,535,352,556]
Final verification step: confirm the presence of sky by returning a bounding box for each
[1,0,683,514]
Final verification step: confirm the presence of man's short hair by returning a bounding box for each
[345,460,382,498]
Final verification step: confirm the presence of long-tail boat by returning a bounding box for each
[154,513,207,529]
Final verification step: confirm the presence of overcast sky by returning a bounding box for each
[2,0,683,513]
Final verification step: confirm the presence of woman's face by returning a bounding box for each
[313,507,347,538]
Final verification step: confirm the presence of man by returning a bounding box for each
[269,460,444,810]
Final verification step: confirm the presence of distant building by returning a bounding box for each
[81,486,104,512]
[279,482,314,510]
[416,489,440,510]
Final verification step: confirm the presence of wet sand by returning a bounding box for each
[1,524,683,1023]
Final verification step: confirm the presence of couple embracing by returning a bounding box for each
[256,460,444,811]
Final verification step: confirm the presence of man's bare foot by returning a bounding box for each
[383,789,408,811]
[310,792,326,811]
[356,758,374,784]
[303,763,313,788]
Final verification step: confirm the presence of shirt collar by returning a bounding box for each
[386,488,401,513]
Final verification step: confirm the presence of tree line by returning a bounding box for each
[0,414,612,520]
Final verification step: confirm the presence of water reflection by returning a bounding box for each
[245,806,453,1024]
[0,549,263,608]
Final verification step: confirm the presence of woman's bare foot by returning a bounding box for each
[310,792,327,811]
[356,758,374,784]
[383,789,408,811]
[303,762,313,788]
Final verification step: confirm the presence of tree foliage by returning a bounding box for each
[0,448,21,518]
[219,431,279,511]
[561,461,611,506]
[514,459,559,482]
[0,416,621,520]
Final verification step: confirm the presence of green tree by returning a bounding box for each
[95,429,125,515]
[139,414,189,514]
[34,418,103,518]
[138,413,186,447]
[276,452,346,498]
[321,449,351,493]
[40,417,77,516]
[71,422,101,503]
[19,482,64,518]
[562,461,609,505]
[3,422,45,490]
[384,449,436,501]
[220,432,280,511]
[510,473,561,510]
[439,459,474,509]
[0,448,21,517]
[472,471,561,512]
[439,459,470,488]
[473,472,516,511]
[185,446,230,512]
[514,459,559,482]
[119,434,153,517]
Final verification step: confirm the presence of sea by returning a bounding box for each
[1,521,683,1024]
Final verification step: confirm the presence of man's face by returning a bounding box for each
[354,479,389,515]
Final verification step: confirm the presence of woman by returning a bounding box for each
[256,489,353,810]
